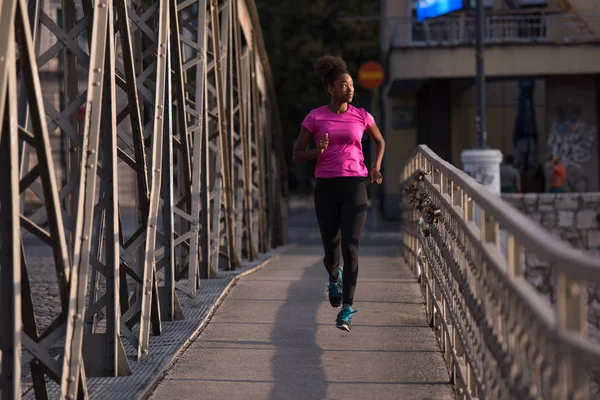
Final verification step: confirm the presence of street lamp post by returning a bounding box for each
[475,0,486,150]
[461,0,502,195]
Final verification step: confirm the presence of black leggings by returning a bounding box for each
[314,177,368,306]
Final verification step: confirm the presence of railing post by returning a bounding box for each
[507,234,523,278]
[556,272,589,400]
[480,209,499,247]
[423,256,433,325]
[411,234,415,266]
[463,193,471,222]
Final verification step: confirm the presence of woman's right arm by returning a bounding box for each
[293,126,327,164]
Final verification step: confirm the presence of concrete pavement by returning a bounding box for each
[149,244,455,400]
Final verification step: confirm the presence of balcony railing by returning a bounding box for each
[392,12,600,47]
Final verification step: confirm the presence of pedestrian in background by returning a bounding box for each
[547,154,567,193]
[292,55,385,332]
[500,154,521,193]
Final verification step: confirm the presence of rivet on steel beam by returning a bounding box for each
[142,349,149,354]
[94,68,102,73]
[68,395,74,400]
[98,3,106,7]
[93,82,100,86]
[68,377,75,382]
[82,235,89,240]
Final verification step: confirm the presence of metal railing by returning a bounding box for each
[400,145,600,399]
[392,12,600,47]
[0,0,287,398]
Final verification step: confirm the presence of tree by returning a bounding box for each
[256,0,380,189]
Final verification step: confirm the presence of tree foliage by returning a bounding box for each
[255,0,380,179]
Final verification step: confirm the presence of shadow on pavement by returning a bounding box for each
[268,260,327,400]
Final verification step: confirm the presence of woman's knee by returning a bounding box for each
[341,243,359,262]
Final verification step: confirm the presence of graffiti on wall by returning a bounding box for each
[547,104,597,191]
[466,165,495,186]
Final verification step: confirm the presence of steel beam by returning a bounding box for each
[3,0,288,397]
[138,0,170,359]
[210,0,239,271]
[0,26,22,400]
[61,0,113,395]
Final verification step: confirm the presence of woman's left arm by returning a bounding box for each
[366,122,385,184]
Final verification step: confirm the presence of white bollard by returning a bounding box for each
[461,149,504,247]
[460,148,503,195]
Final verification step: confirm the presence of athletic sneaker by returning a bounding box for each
[336,305,358,332]
[327,269,343,308]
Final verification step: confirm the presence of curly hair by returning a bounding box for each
[314,55,348,94]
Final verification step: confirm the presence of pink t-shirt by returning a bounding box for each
[301,105,374,178]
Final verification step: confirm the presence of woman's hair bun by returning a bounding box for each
[314,55,347,81]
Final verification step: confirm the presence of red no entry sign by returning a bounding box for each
[357,61,384,90]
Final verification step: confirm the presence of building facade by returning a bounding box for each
[381,0,600,217]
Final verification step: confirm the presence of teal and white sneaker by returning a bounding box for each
[336,305,358,332]
[327,269,343,308]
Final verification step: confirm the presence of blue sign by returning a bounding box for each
[416,0,464,22]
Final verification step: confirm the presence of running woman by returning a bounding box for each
[293,55,385,332]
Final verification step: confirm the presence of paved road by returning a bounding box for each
[150,242,455,400]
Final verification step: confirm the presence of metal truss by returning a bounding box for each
[0,0,287,397]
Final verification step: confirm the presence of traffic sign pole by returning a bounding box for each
[369,90,379,232]
[357,61,385,232]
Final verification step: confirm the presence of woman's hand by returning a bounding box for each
[293,127,326,164]
[370,165,383,184]
[318,133,329,154]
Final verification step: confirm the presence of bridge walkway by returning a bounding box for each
[150,207,455,400]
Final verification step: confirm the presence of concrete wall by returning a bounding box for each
[503,193,600,253]
[388,45,600,81]
[565,0,600,37]
[382,0,410,49]
[383,95,417,218]
[451,79,547,167]
[503,192,600,342]
[545,75,599,191]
